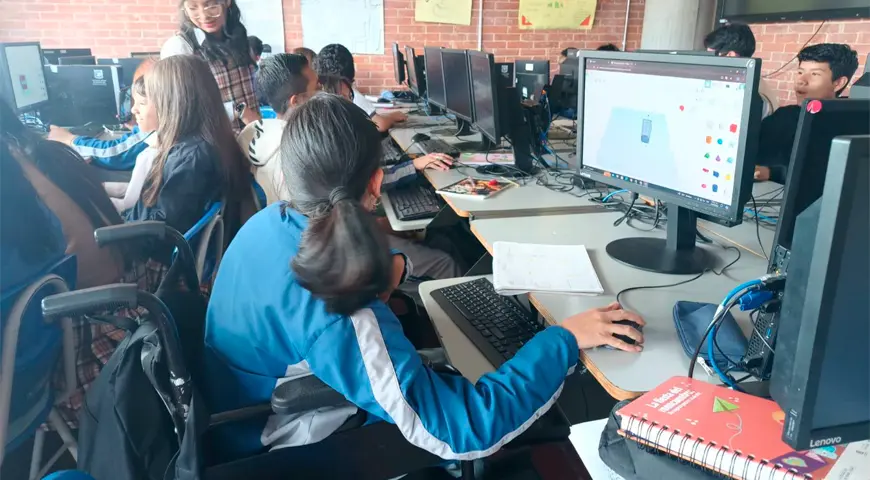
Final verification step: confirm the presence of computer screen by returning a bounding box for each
[42,48,92,65]
[468,50,501,143]
[770,135,869,450]
[58,56,96,66]
[97,57,143,89]
[391,43,406,85]
[423,47,445,108]
[441,49,473,122]
[772,100,870,253]
[42,65,121,126]
[405,46,424,97]
[0,42,50,113]
[578,53,760,224]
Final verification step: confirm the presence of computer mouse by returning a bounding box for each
[376,97,391,104]
[411,133,431,143]
[612,319,643,346]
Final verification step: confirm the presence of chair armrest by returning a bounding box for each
[94,222,167,246]
[42,284,139,320]
[271,375,353,415]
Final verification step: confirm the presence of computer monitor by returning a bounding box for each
[97,58,143,89]
[548,57,579,114]
[742,99,870,380]
[442,49,474,124]
[42,48,92,65]
[468,50,536,174]
[391,42,406,85]
[42,65,122,126]
[769,135,869,450]
[514,59,550,101]
[130,52,159,59]
[405,46,426,97]
[468,50,502,145]
[772,100,870,255]
[575,51,762,274]
[494,62,514,88]
[0,42,50,114]
[58,56,96,66]
[423,47,445,108]
[634,49,716,56]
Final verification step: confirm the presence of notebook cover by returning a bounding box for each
[616,377,850,479]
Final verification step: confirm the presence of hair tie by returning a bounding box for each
[329,187,352,206]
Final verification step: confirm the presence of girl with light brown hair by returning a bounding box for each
[126,54,253,258]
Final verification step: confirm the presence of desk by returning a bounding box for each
[468,211,769,400]
[698,181,783,259]
[386,123,601,222]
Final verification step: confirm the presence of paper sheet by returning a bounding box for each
[492,242,604,296]
[518,0,598,30]
[568,419,626,480]
[825,441,870,480]
[301,0,385,54]
[415,0,473,26]
[236,0,286,53]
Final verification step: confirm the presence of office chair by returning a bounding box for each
[0,256,78,480]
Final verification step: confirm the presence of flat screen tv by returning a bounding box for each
[719,0,868,23]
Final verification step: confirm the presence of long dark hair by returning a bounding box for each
[143,55,249,208]
[0,102,123,229]
[283,93,390,315]
[178,0,253,68]
[0,141,64,267]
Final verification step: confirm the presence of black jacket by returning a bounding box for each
[754,105,801,184]
[128,136,222,235]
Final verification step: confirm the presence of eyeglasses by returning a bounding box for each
[184,2,225,20]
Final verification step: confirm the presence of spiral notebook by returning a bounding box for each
[616,377,867,480]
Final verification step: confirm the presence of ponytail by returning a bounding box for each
[292,188,391,315]
[281,93,390,315]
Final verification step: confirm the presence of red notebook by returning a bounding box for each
[616,377,862,480]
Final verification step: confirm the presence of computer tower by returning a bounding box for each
[494,62,513,89]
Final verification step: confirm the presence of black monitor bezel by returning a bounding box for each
[422,46,446,109]
[96,57,144,88]
[0,41,51,114]
[441,48,473,122]
[58,55,96,66]
[513,59,550,78]
[404,46,421,96]
[772,99,870,257]
[129,52,159,59]
[391,42,406,85]
[467,50,502,144]
[780,135,870,450]
[574,50,762,225]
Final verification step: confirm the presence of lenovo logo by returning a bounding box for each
[809,437,842,448]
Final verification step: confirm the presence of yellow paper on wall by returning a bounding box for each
[415,0,473,26]
[518,0,598,30]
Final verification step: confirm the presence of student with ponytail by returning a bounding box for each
[203,93,646,459]
[161,0,261,130]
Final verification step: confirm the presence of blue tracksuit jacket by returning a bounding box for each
[71,126,151,170]
[203,202,579,459]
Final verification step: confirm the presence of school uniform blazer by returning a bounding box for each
[203,203,580,459]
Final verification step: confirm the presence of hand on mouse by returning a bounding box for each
[414,153,453,171]
[561,302,645,352]
[754,166,770,181]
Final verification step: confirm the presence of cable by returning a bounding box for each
[763,21,827,79]
[750,195,769,260]
[613,193,638,227]
[688,289,750,379]
[615,246,742,307]
[601,189,628,203]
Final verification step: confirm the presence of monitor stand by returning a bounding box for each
[430,118,475,138]
[605,206,714,274]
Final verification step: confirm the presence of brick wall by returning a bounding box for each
[0,1,866,99]
[750,19,870,107]
[0,0,642,94]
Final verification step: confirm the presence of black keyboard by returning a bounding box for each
[431,278,544,367]
[389,184,441,221]
[382,137,408,166]
[417,137,461,158]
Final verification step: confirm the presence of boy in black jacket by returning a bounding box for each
[754,43,859,183]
